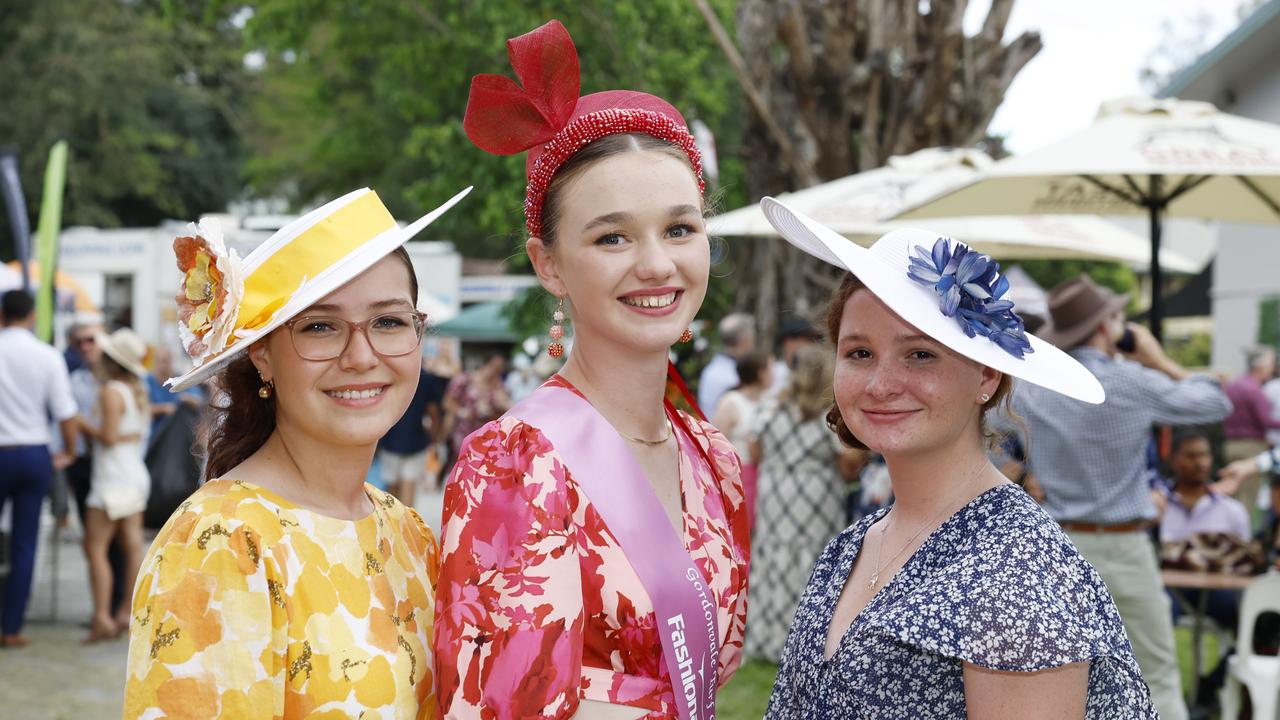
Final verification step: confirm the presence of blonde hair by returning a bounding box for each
[780,344,832,421]
[97,355,150,419]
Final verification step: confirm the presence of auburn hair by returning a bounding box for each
[822,272,1014,450]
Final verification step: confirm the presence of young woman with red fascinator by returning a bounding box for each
[434,20,750,720]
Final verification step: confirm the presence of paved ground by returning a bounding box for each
[0,521,130,719]
[0,486,446,719]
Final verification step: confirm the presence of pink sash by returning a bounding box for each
[506,385,719,720]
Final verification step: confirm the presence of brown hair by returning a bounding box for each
[538,133,699,245]
[733,351,770,388]
[822,272,1015,450]
[200,246,419,481]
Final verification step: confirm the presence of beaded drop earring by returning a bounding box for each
[548,297,567,358]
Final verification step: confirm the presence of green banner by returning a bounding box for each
[34,140,68,342]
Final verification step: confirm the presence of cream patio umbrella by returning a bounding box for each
[893,97,1280,338]
[708,147,1199,269]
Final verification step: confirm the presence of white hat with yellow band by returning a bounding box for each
[165,185,472,391]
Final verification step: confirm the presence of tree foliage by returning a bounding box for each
[0,0,251,258]
[240,0,746,261]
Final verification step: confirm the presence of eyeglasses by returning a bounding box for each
[283,311,427,361]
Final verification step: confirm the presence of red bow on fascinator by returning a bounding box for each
[464,20,704,238]
[463,21,581,157]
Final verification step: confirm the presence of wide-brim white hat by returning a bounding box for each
[760,197,1105,404]
[166,186,472,391]
[96,327,149,379]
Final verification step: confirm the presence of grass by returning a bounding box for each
[1176,624,1223,705]
[718,659,778,720]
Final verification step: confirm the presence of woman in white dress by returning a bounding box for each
[79,328,150,642]
[711,351,772,528]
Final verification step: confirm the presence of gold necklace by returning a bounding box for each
[620,416,674,446]
[867,461,988,589]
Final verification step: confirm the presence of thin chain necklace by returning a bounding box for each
[867,460,988,589]
[620,416,674,446]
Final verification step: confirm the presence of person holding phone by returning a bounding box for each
[1007,274,1231,720]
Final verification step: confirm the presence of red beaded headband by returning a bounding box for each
[463,20,704,238]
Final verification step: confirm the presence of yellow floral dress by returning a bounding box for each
[124,479,440,719]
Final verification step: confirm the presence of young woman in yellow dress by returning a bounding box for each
[123,186,469,719]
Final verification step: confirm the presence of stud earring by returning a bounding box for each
[679,327,694,344]
[979,393,991,403]
[548,297,566,359]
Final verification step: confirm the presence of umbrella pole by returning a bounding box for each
[1148,176,1164,342]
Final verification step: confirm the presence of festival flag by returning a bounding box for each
[34,140,68,341]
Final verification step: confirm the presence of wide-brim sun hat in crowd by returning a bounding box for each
[165,186,472,391]
[1039,274,1130,350]
[96,327,149,378]
[760,197,1105,404]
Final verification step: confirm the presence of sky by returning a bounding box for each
[966,0,1248,154]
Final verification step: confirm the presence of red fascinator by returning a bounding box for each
[464,20,704,238]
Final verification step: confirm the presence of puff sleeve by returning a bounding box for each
[124,509,287,719]
[433,419,586,719]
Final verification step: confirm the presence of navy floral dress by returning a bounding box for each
[766,484,1156,719]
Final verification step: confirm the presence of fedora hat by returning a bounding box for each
[165,186,472,391]
[96,327,148,378]
[760,197,1104,404]
[779,314,821,340]
[1041,275,1129,350]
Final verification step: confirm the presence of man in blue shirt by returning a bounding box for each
[697,312,755,414]
[378,364,447,505]
[145,346,204,439]
[1014,275,1231,720]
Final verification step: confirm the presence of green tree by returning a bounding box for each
[240,0,746,260]
[1015,259,1138,305]
[0,0,251,259]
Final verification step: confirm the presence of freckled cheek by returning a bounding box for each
[832,365,869,414]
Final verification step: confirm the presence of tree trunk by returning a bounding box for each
[713,0,1041,346]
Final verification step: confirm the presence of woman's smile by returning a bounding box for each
[322,382,391,407]
[618,287,683,315]
[859,407,920,425]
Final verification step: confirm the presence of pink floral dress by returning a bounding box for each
[434,376,750,719]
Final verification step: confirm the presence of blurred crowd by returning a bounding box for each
[4,275,1280,715]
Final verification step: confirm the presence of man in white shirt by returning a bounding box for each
[0,290,79,647]
[697,312,755,414]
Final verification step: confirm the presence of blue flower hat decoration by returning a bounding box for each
[906,237,1033,359]
[757,196,1105,404]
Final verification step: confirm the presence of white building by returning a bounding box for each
[1160,0,1280,373]
[57,215,463,369]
